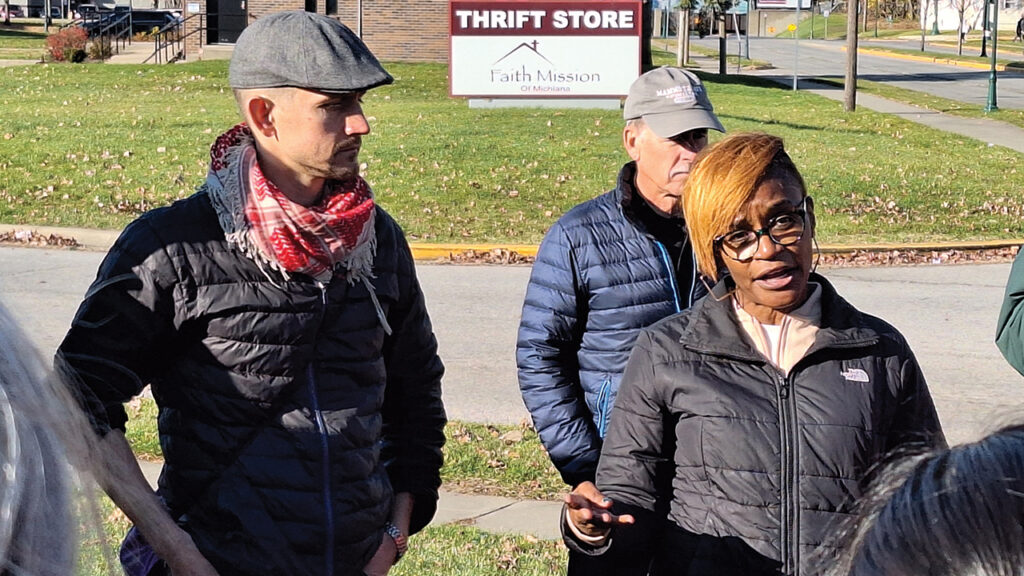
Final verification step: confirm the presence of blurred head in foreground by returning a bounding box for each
[0,301,92,575]
[827,424,1024,576]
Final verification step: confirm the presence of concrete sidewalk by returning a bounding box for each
[678,44,1024,155]
[773,74,1024,154]
[106,39,233,64]
[136,459,565,540]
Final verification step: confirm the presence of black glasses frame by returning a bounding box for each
[714,196,810,262]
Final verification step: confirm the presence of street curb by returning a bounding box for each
[2,223,1021,260]
[851,46,1020,72]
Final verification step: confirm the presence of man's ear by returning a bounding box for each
[623,122,642,162]
[245,95,277,139]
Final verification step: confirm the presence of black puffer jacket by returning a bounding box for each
[576,276,943,576]
[58,191,446,576]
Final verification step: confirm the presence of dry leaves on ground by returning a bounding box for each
[437,248,534,265]
[438,245,1021,267]
[0,229,80,248]
[818,245,1020,267]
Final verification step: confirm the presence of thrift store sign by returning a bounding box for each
[449,0,641,97]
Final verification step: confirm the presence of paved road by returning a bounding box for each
[691,36,1024,110]
[1,245,1021,446]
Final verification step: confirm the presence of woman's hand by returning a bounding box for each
[362,532,398,576]
[565,481,635,538]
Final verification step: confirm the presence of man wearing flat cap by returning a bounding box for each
[58,11,445,576]
[516,66,724,574]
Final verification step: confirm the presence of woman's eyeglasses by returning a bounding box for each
[714,197,810,262]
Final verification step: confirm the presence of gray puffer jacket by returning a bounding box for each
[586,275,944,576]
[58,191,446,576]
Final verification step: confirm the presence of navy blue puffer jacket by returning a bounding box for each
[516,161,704,487]
[58,191,445,576]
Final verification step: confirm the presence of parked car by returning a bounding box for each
[27,5,62,19]
[0,5,26,18]
[130,9,179,34]
[72,2,97,18]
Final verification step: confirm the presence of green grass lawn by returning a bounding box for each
[791,13,854,40]
[1,59,1022,244]
[781,13,916,40]
[0,27,47,59]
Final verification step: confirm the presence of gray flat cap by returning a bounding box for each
[229,10,393,93]
[623,67,724,138]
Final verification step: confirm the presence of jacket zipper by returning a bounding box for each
[308,281,334,576]
[776,371,799,575]
[596,379,612,438]
[685,237,698,307]
[654,241,683,313]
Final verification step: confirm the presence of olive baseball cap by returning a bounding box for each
[229,10,393,93]
[623,67,725,138]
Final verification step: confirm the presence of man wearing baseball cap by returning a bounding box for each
[58,11,445,576]
[516,66,724,574]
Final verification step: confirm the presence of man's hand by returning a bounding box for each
[565,481,635,538]
[162,532,221,576]
[362,532,398,576]
[86,432,220,576]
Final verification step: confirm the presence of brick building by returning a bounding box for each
[182,0,448,62]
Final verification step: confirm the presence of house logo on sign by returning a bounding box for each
[494,40,554,66]
[489,39,603,92]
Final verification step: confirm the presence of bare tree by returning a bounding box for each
[952,0,970,54]
[675,0,696,66]
[3,0,10,24]
[919,0,929,50]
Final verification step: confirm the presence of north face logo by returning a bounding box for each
[841,368,870,383]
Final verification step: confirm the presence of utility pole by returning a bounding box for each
[845,0,859,110]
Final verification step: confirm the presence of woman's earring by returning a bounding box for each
[812,236,822,275]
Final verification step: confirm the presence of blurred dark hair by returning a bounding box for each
[825,424,1024,576]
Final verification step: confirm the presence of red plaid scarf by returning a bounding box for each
[204,124,376,283]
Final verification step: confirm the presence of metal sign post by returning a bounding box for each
[985,0,998,111]
[791,19,799,90]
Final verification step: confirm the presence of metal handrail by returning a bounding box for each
[144,12,204,64]
[79,11,131,56]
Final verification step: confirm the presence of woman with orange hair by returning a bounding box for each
[563,132,945,575]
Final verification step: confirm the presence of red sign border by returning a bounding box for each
[448,0,642,99]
